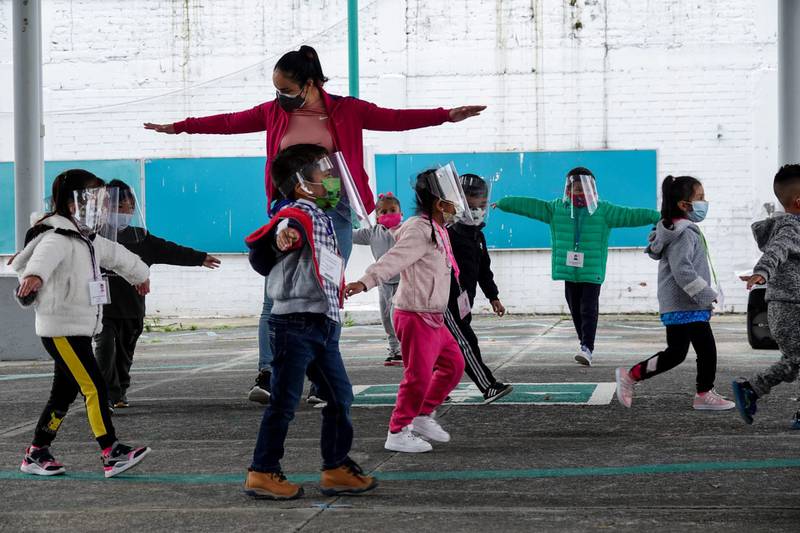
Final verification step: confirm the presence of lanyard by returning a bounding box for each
[79,234,100,282]
[429,218,461,282]
[573,209,585,250]
[698,229,718,285]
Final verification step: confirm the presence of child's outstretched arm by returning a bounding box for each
[665,231,718,306]
[142,233,219,269]
[493,197,554,223]
[346,225,430,297]
[477,232,503,315]
[352,227,373,246]
[13,233,69,288]
[603,203,661,228]
[95,237,150,287]
[752,224,800,285]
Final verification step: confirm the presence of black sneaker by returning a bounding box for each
[306,392,326,406]
[483,383,514,405]
[248,370,271,404]
[383,354,403,367]
[20,445,65,476]
[102,441,150,478]
[731,378,758,424]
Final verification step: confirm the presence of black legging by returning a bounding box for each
[34,336,117,449]
[629,321,717,393]
[564,281,601,352]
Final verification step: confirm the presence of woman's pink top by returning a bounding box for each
[278,98,335,153]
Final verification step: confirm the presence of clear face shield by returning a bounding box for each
[105,185,147,245]
[278,152,372,228]
[456,173,498,226]
[563,174,599,218]
[72,187,119,242]
[424,162,473,226]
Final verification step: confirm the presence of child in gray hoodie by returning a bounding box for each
[353,193,403,365]
[733,164,800,428]
[615,175,735,411]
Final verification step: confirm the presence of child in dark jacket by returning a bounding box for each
[94,180,220,409]
[243,144,377,500]
[734,164,800,428]
[446,174,512,403]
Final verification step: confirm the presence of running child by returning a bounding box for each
[495,167,660,366]
[95,179,221,409]
[615,175,734,411]
[733,164,800,428]
[446,174,512,403]
[12,169,152,478]
[243,144,377,499]
[346,166,466,453]
[353,192,403,366]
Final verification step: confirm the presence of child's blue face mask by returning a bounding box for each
[687,200,709,223]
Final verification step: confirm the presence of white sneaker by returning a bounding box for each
[693,389,735,411]
[615,367,635,408]
[411,414,450,443]
[384,426,433,453]
[574,346,592,367]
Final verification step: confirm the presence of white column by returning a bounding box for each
[12,0,44,249]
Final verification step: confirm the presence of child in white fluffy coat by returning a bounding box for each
[11,169,153,479]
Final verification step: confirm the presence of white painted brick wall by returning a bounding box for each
[0,0,779,316]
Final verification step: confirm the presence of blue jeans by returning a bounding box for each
[250,313,354,473]
[257,208,353,370]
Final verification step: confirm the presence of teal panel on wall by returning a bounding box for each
[144,157,268,253]
[374,150,657,249]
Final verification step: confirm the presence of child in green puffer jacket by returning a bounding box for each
[495,167,660,366]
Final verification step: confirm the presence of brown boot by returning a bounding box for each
[320,458,378,496]
[244,470,303,500]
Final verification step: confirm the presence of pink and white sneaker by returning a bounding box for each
[20,445,66,476]
[693,389,735,411]
[615,367,636,408]
[102,442,151,478]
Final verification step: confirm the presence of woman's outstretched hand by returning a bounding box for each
[345,281,367,299]
[143,122,176,134]
[449,106,486,122]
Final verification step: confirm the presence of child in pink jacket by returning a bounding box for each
[346,169,466,453]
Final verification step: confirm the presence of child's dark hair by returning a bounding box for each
[107,179,136,206]
[38,169,105,225]
[460,174,488,198]
[660,175,702,229]
[271,144,329,200]
[376,193,401,212]
[414,169,442,246]
[567,167,595,180]
[773,164,800,208]
[274,45,329,88]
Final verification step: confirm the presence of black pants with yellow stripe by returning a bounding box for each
[33,336,117,450]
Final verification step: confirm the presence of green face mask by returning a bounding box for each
[313,177,341,210]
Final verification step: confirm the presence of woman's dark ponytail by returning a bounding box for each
[660,174,701,229]
[274,45,329,88]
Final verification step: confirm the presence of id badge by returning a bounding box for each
[457,290,471,319]
[566,251,585,268]
[318,247,344,284]
[89,280,110,305]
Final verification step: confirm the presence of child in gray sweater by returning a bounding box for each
[353,193,403,365]
[733,164,800,428]
[615,175,735,411]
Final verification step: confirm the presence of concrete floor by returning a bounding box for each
[0,314,798,532]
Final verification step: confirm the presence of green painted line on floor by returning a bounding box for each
[2,458,799,485]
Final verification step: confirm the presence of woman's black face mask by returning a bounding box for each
[276,86,307,112]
